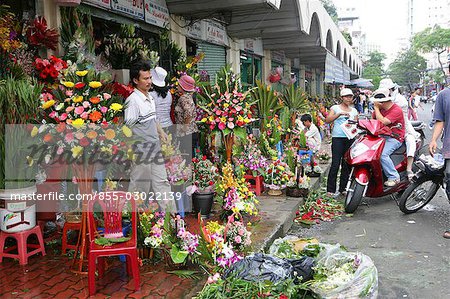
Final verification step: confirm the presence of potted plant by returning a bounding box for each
[104,24,159,84]
[191,151,218,218]
[0,78,43,232]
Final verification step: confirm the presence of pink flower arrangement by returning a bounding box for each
[199,90,254,132]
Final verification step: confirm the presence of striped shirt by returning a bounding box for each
[125,88,156,125]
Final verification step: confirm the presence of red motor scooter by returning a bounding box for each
[343,119,425,213]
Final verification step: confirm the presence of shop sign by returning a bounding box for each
[111,0,144,20]
[205,20,228,46]
[144,0,169,28]
[243,39,263,56]
[271,50,285,64]
[83,0,111,9]
[186,20,203,40]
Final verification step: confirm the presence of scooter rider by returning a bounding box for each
[379,78,420,180]
[371,88,406,187]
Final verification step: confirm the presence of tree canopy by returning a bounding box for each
[362,51,386,88]
[412,26,450,82]
[388,48,426,88]
[320,0,338,24]
[341,31,352,46]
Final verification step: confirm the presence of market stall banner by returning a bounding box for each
[111,0,144,20]
[144,0,169,28]
[185,20,229,47]
[82,0,112,9]
[205,20,228,47]
[325,52,350,84]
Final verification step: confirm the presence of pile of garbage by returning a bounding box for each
[197,236,378,298]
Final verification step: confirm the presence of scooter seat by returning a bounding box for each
[392,143,406,155]
[410,121,424,129]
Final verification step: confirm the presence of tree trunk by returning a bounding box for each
[436,50,447,84]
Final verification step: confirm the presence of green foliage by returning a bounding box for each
[215,64,240,93]
[388,48,427,87]
[251,80,281,130]
[362,51,387,89]
[60,7,95,62]
[278,107,291,132]
[197,276,311,299]
[299,131,307,148]
[104,24,160,69]
[282,84,310,113]
[0,78,44,189]
[320,0,338,24]
[341,31,352,46]
[166,270,201,280]
[413,26,450,81]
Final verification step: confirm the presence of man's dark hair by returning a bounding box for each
[130,61,151,87]
[300,114,312,122]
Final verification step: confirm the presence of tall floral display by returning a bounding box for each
[198,67,256,162]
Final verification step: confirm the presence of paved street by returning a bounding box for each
[289,102,450,298]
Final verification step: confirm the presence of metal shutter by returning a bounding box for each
[197,42,226,83]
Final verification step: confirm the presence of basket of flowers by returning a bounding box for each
[264,159,293,196]
[317,150,331,164]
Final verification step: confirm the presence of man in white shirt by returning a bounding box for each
[125,61,174,212]
[300,113,322,152]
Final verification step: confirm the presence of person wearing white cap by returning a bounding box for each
[379,78,420,180]
[150,66,174,132]
[372,88,406,187]
[325,88,358,197]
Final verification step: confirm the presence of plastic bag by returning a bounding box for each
[223,253,315,283]
[223,253,293,283]
[310,243,378,299]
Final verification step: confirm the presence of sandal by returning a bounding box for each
[444,231,450,239]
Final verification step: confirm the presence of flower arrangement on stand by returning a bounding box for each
[161,134,191,186]
[216,163,259,218]
[233,135,268,177]
[264,159,293,195]
[191,150,219,218]
[317,150,331,164]
[304,162,323,178]
[198,67,256,162]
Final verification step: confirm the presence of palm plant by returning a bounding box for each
[0,77,43,189]
[250,80,282,131]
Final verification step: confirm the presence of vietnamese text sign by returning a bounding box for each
[112,0,144,20]
[144,0,169,28]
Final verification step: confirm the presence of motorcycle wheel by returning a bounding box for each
[398,176,440,214]
[345,180,365,213]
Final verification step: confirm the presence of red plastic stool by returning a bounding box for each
[244,175,264,196]
[61,222,81,255]
[0,225,46,265]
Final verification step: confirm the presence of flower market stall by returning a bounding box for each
[0,3,381,298]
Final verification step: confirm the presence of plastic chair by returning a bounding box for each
[87,191,140,295]
[244,174,264,196]
[0,225,46,265]
[61,222,81,255]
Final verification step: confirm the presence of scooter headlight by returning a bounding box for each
[350,143,369,159]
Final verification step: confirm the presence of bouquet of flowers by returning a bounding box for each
[233,135,268,177]
[161,134,191,185]
[34,56,68,86]
[304,163,323,174]
[24,16,59,51]
[224,216,252,252]
[198,219,245,269]
[317,150,331,162]
[264,159,294,190]
[217,163,259,216]
[192,150,218,193]
[32,68,134,166]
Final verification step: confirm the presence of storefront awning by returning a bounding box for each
[349,78,374,88]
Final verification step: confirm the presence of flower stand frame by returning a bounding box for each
[244,174,264,196]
